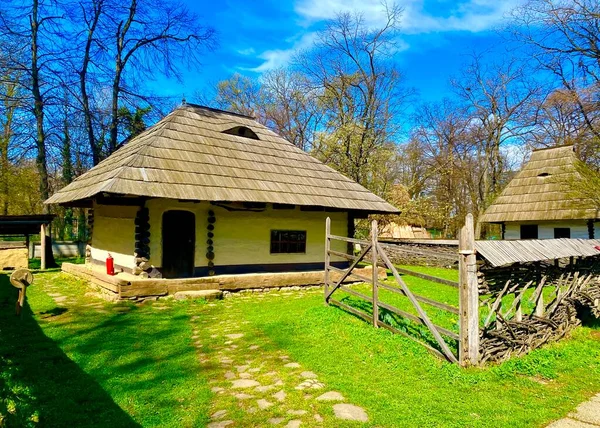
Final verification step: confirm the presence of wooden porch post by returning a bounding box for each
[371,220,379,327]
[40,223,46,270]
[25,234,30,259]
[459,213,479,366]
[324,217,331,305]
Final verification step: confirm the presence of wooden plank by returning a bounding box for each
[337,285,373,303]
[325,244,372,301]
[324,217,331,305]
[328,249,358,261]
[378,282,459,315]
[377,243,458,363]
[380,244,458,262]
[328,265,371,283]
[329,298,371,323]
[377,301,460,341]
[328,234,370,246]
[372,220,379,328]
[40,223,46,270]
[376,320,448,361]
[458,213,479,366]
[395,266,459,288]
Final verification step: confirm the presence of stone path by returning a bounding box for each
[191,305,369,427]
[548,394,600,427]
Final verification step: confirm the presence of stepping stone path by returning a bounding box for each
[548,393,600,427]
[316,391,344,401]
[189,302,369,426]
[333,403,369,422]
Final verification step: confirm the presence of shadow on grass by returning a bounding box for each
[336,294,459,357]
[0,275,140,427]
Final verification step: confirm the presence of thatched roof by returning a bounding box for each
[46,104,398,213]
[480,145,599,223]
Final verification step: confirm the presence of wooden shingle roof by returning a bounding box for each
[480,145,599,223]
[46,104,398,213]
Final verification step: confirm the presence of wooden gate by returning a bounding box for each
[324,218,478,364]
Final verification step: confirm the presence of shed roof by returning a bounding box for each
[45,104,398,213]
[0,215,55,235]
[475,238,600,267]
[480,145,599,223]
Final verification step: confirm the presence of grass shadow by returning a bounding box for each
[0,274,140,427]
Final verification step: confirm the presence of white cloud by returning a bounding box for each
[245,32,318,73]
[246,0,522,73]
[295,0,521,34]
[237,47,256,56]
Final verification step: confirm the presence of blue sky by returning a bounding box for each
[153,0,524,105]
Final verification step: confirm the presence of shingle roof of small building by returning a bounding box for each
[480,145,599,223]
[46,104,398,213]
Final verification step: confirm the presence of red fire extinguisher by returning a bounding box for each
[106,254,115,276]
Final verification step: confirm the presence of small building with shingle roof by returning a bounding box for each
[480,145,600,240]
[46,104,398,278]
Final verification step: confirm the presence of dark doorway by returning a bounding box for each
[162,210,195,278]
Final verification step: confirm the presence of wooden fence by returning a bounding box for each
[325,213,600,366]
[324,216,480,365]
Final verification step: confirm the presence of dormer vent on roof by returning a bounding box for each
[222,126,259,140]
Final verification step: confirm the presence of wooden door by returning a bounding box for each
[162,210,195,278]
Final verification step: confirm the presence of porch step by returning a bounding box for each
[173,289,223,301]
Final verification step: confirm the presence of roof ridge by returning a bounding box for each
[181,102,255,120]
[531,144,574,153]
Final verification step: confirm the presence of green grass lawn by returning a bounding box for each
[1,267,600,427]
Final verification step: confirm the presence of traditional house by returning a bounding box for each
[480,145,600,240]
[46,104,398,278]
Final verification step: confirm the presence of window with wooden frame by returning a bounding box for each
[270,230,306,254]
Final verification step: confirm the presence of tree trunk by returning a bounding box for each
[80,0,103,165]
[31,0,50,209]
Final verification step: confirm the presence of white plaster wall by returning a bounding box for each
[504,221,590,240]
[90,203,138,268]
[145,199,348,268]
[213,206,347,267]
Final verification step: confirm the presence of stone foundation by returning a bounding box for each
[61,262,386,301]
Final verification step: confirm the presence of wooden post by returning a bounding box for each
[25,234,30,259]
[40,223,47,270]
[371,220,379,327]
[535,292,545,317]
[459,213,479,366]
[534,261,543,317]
[324,217,331,305]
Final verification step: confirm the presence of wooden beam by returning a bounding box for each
[394,266,459,288]
[328,234,370,246]
[327,265,371,283]
[372,220,379,328]
[377,243,458,363]
[325,244,372,301]
[378,282,459,315]
[458,213,479,366]
[324,217,331,305]
[40,223,46,270]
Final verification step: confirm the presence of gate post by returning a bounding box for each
[371,220,379,327]
[324,217,331,305]
[459,213,479,366]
